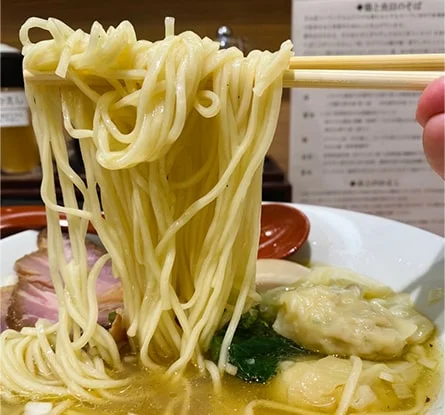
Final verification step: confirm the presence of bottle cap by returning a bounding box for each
[1,44,24,88]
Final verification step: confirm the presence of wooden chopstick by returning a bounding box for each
[289,54,445,71]
[282,70,444,90]
[24,68,445,91]
[23,70,95,85]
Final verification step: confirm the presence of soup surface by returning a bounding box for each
[2,335,442,414]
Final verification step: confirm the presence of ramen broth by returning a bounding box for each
[2,336,442,415]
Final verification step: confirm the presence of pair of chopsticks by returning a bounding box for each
[283,53,445,90]
[24,53,445,91]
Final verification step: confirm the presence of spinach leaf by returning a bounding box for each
[108,311,117,324]
[209,308,308,383]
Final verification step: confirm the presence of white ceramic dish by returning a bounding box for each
[1,204,443,412]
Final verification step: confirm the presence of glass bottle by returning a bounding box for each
[0,44,39,174]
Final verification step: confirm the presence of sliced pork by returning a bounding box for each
[3,229,123,331]
[16,231,118,297]
[1,285,15,331]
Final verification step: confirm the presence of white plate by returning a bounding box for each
[1,230,39,287]
[1,204,443,412]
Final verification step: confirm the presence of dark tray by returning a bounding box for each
[1,157,291,204]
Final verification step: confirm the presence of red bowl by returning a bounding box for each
[0,205,96,238]
[1,205,48,237]
[258,203,310,259]
[1,204,310,259]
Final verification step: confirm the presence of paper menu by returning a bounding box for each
[289,0,445,235]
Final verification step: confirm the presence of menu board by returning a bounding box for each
[290,0,445,235]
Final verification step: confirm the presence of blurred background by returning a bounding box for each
[1,0,293,203]
[1,0,444,234]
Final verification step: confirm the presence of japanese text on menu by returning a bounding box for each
[290,0,444,235]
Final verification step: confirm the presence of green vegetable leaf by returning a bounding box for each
[209,330,223,363]
[209,307,308,383]
[108,311,117,324]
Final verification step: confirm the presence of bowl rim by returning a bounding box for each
[1,202,443,412]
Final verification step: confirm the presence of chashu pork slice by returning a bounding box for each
[1,284,15,331]
[6,229,123,331]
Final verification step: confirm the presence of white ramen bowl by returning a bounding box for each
[1,203,443,413]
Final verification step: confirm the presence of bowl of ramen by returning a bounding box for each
[1,203,443,414]
[0,16,443,415]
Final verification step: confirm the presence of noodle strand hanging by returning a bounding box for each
[0,17,292,403]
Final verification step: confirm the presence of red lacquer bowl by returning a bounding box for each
[1,203,310,259]
[258,203,310,259]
